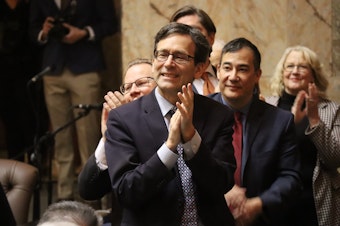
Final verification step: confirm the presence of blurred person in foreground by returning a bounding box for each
[29,0,117,201]
[0,0,46,161]
[37,200,102,226]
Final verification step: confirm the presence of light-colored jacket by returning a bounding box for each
[266,96,340,226]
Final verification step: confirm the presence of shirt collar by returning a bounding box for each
[220,94,252,115]
[154,87,176,117]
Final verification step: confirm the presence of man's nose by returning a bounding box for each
[228,69,238,80]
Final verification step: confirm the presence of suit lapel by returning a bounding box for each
[141,91,181,187]
[141,90,169,144]
[242,98,264,174]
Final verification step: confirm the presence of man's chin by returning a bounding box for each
[158,81,177,89]
[223,91,240,101]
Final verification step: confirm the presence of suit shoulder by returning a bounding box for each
[320,98,340,109]
[110,92,158,119]
[195,93,229,109]
[207,92,221,102]
[194,94,233,120]
[257,99,294,118]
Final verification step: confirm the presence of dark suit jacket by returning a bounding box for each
[78,153,111,200]
[78,153,122,226]
[210,93,302,225]
[29,0,117,74]
[105,89,236,226]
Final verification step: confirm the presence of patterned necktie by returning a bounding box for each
[177,145,198,225]
[201,72,215,95]
[233,111,243,185]
[166,108,198,225]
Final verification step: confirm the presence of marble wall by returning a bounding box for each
[108,0,340,102]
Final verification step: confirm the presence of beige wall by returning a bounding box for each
[111,0,340,102]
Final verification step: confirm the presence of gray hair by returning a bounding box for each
[37,201,102,226]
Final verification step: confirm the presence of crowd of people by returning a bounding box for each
[1,1,339,226]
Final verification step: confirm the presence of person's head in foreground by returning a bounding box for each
[37,200,102,226]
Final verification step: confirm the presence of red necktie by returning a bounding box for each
[233,112,243,185]
[201,72,215,95]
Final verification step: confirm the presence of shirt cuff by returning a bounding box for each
[38,30,48,44]
[94,137,108,170]
[182,130,201,160]
[157,143,178,170]
[84,26,95,41]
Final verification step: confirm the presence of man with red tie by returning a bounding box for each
[209,37,302,226]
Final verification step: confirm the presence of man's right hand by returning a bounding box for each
[42,17,55,41]
[102,91,127,138]
[103,91,126,111]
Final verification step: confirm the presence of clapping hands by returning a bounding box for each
[291,83,320,127]
[167,83,195,152]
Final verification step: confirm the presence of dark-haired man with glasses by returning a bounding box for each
[104,22,235,225]
[78,58,156,226]
[154,50,195,64]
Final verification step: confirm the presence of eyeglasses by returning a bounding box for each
[284,64,310,73]
[154,50,194,64]
[120,77,155,94]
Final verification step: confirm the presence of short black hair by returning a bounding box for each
[221,37,261,71]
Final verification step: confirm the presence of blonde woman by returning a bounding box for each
[267,45,340,226]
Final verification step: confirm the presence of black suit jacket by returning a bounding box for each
[29,0,117,74]
[78,153,111,200]
[78,153,121,226]
[105,89,236,226]
[210,93,302,225]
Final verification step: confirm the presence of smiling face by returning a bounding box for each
[123,63,155,102]
[152,34,204,102]
[218,47,261,109]
[283,50,314,96]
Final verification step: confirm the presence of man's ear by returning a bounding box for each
[207,33,215,47]
[151,59,156,73]
[256,68,262,82]
[194,62,206,79]
[216,63,221,80]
